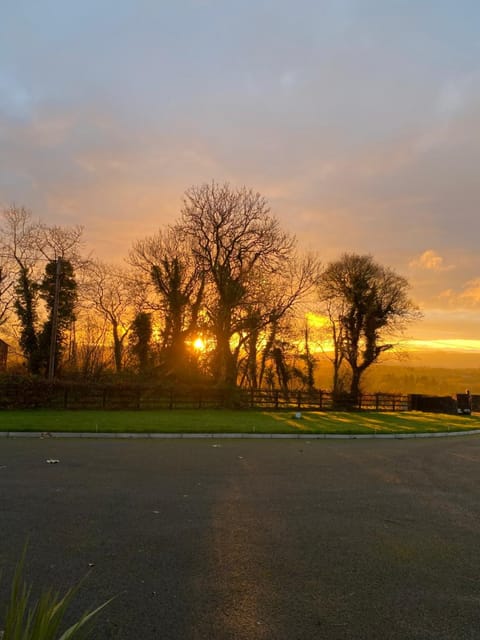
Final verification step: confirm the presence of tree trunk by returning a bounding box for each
[213,304,237,386]
[112,323,123,373]
[349,368,362,406]
[247,328,259,390]
[215,333,237,386]
[259,322,278,388]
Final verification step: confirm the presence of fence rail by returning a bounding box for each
[245,389,410,411]
[0,379,418,412]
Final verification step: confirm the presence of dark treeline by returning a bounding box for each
[0,182,420,402]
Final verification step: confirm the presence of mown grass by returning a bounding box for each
[0,409,480,434]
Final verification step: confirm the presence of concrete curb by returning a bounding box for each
[1,430,480,440]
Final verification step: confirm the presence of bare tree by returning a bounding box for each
[238,252,321,389]
[1,206,43,269]
[318,253,421,402]
[129,227,204,377]
[1,206,85,375]
[72,314,110,379]
[37,224,85,264]
[179,181,296,386]
[318,298,348,398]
[82,261,137,373]
[0,253,15,329]
[0,208,17,329]
[1,206,43,371]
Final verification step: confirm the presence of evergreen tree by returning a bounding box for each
[38,259,77,376]
[14,266,40,374]
[130,312,152,375]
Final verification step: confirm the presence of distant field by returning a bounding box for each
[1,409,480,435]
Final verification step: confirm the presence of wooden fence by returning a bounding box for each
[245,389,409,411]
[0,379,411,411]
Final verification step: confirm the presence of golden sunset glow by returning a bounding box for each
[193,337,206,351]
[305,312,330,329]
[2,2,480,362]
[404,339,480,352]
[151,325,163,343]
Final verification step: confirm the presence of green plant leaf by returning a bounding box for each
[57,597,116,640]
[1,546,113,640]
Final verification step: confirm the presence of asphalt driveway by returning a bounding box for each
[1,436,480,639]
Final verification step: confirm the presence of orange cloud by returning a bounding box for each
[410,249,453,271]
[461,278,480,303]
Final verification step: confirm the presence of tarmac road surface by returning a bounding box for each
[1,436,480,639]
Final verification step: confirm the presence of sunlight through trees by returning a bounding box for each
[0,189,420,397]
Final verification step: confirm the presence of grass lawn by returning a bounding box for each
[1,409,480,435]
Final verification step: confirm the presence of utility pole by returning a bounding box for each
[47,258,62,381]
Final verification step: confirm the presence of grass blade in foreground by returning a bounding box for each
[1,549,112,640]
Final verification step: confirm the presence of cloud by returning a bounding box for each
[409,250,453,272]
[433,277,480,310]
[1,0,480,345]
[460,278,480,303]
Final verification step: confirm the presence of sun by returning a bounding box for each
[193,337,206,351]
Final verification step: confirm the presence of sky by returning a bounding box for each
[1,0,480,355]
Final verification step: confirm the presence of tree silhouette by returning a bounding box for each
[1,207,83,375]
[38,259,77,376]
[318,253,420,402]
[179,182,295,386]
[130,228,204,379]
[83,261,135,373]
[2,206,43,373]
[130,311,152,375]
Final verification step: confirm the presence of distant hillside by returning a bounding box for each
[314,351,480,395]
[381,350,480,370]
[361,365,480,396]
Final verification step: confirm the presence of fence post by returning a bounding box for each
[274,390,279,409]
[392,396,396,411]
[319,390,323,410]
[297,391,302,409]
[375,393,379,411]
